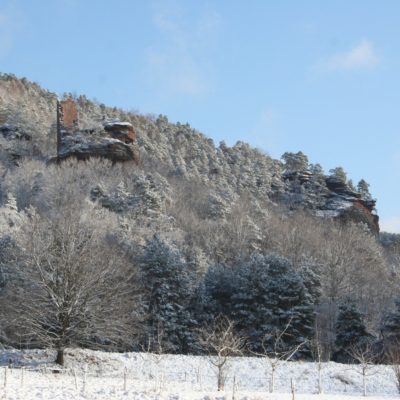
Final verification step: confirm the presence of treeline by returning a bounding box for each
[0,159,399,365]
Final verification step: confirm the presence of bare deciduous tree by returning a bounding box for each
[251,317,307,393]
[385,341,400,394]
[310,321,328,394]
[348,342,379,396]
[199,315,244,391]
[8,204,140,365]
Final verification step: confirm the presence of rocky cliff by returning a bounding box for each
[0,73,379,232]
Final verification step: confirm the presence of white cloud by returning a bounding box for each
[316,40,380,71]
[145,2,221,97]
[381,217,400,233]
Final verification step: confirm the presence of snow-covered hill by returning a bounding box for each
[0,349,398,399]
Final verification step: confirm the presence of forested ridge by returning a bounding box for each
[0,73,399,365]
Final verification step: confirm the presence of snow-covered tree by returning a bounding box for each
[281,151,309,172]
[199,315,244,391]
[298,262,322,305]
[231,254,315,355]
[334,299,371,362]
[329,167,347,183]
[357,179,372,199]
[382,299,400,343]
[309,163,324,177]
[140,235,195,353]
[202,263,237,318]
[8,206,137,365]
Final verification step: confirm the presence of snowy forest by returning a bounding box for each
[0,74,400,370]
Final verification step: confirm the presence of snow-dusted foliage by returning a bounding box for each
[139,235,196,354]
[0,74,397,366]
[334,300,371,363]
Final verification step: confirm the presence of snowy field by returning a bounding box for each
[0,348,399,399]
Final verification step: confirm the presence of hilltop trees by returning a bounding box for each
[282,151,309,172]
[329,167,347,183]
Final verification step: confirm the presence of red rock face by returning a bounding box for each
[104,122,136,144]
[60,99,78,131]
[340,200,380,234]
[56,139,139,163]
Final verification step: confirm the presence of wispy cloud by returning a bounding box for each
[315,40,380,72]
[381,217,400,233]
[146,2,221,97]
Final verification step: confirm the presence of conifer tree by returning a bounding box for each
[231,254,315,355]
[357,179,372,199]
[382,299,400,343]
[329,167,347,183]
[281,151,309,172]
[140,235,195,353]
[202,263,238,318]
[334,300,371,362]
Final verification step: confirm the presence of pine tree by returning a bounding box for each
[202,263,238,318]
[140,235,195,353]
[357,179,372,200]
[329,167,347,183]
[382,299,400,343]
[298,262,322,305]
[309,163,324,176]
[334,300,371,362]
[231,254,315,356]
[281,151,309,172]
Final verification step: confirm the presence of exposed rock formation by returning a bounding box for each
[57,134,139,163]
[281,172,379,233]
[104,122,136,144]
[54,99,139,164]
[0,74,380,232]
[59,98,78,132]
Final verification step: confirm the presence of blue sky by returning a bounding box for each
[1,0,399,232]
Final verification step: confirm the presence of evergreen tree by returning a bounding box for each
[281,151,309,172]
[347,179,356,191]
[309,163,324,177]
[202,263,238,318]
[231,254,315,356]
[334,299,371,362]
[329,167,347,183]
[140,235,195,353]
[298,262,322,305]
[357,179,372,199]
[382,299,400,343]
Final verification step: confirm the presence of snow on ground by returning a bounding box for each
[0,349,399,399]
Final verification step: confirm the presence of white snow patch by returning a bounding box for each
[0,349,399,399]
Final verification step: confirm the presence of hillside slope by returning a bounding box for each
[0,73,378,232]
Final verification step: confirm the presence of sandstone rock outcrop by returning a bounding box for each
[104,122,136,144]
[57,135,139,163]
[0,74,380,232]
[54,99,139,164]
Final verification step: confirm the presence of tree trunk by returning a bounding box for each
[363,372,366,396]
[56,348,64,366]
[217,366,224,391]
[317,361,323,394]
[270,365,275,393]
